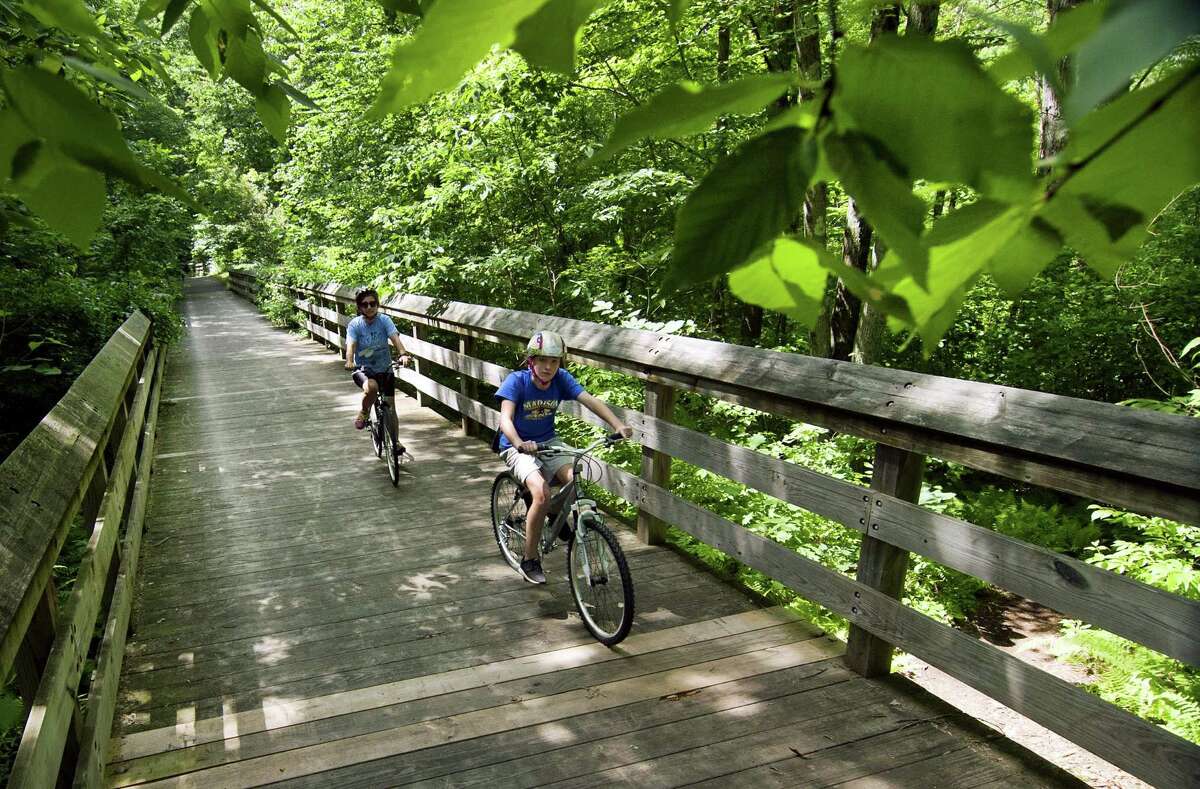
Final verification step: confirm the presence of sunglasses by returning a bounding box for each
[360,301,378,308]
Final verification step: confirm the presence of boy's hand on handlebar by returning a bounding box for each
[518,440,538,454]
[616,424,633,439]
[344,359,355,371]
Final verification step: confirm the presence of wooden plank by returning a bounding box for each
[293,299,348,327]
[8,345,158,788]
[280,660,857,788]
[845,444,924,677]
[637,382,674,545]
[411,324,430,408]
[75,350,166,788]
[624,473,1200,789]
[0,312,151,681]
[108,636,840,787]
[109,607,803,766]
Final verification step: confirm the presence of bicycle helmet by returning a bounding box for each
[526,330,567,359]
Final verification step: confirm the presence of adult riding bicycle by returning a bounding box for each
[490,433,635,645]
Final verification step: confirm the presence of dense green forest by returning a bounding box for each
[2,0,1199,777]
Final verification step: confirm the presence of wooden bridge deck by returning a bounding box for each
[104,278,1081,787]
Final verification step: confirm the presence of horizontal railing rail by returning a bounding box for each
[0,312,166,788]
[228,269,1200,788]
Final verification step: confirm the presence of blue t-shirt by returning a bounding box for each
[347,314,399,373]
[495,368,585,450]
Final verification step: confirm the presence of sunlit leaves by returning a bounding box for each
[832,36,1035,202]
[728,238,830,328]
[986,219,1063,297]
[1049,66,1200,277]
[14,146,106,249]
[24,0,103,41]
[670,128,814,286]
[161,0,191,35]
[371,0,551,115]
[882,202,1030,347]
[593,74,795,162]
[63,56,153,102]
[225,27,269,94]
[1067,0,1200,122]
[512,0,599,74]
[255,84,291,143]
[667,0,689,27]
[824,132,928,286]
[188,6,220,78]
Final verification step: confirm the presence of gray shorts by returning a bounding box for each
[501,443,575,486]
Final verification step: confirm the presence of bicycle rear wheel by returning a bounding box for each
[567,517,634,645]
[490,473,527,570]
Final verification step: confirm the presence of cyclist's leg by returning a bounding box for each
[522,471,551,560]
[351,368,377,428]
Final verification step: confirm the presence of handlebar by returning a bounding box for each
[520,432,627,456]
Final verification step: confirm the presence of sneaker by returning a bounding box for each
[518,558,547,585]
[354,412,367,430]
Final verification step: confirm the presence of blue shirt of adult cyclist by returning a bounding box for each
[494,368,584,451]
[347,313,399,374]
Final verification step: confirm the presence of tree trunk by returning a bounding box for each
[711,21,732,334]
[1040,0,1080,168]
[906,3,939,36]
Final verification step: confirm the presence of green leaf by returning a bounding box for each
[880,201,1030,348]
[832,36,1035,201]
[279,81,320,111]
[12,144,106,250]
[728,238,831,328]
[1,67,138,178]
[667,0,689,26]
[137,0,171,22]
[206,0,256,33]
[23,0,103,39]
[986,218,1063,296]
[161,0,191,34]
[2,364,33,372]
[225,28,269,95]
[62,56,153,101]
[188,6,220,79]
[0,694,22,730]
[593,74,794,162]
[1052,66,1200,276]
[1067,0,1200,122]
[670,127,814,286]
[824,131,928,287]
[370,0,550,115]
[1180,337,1200,359]
[33,364,63,375]
[511,0,599,74]
[255,84,290,143]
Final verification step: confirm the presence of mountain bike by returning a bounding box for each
[366,360,411,486]
[490,434,635,645]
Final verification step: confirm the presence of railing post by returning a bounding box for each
[412,325,428,408]
[458,336,478,437]
[637,382,675,545]
[13,584,58,707]
[845,443,925,677]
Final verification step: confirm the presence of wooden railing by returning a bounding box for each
[228,270,1200,788]
[0,313,165,788]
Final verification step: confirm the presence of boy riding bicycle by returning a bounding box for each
[344,289,411,435]
[496,330,632,584]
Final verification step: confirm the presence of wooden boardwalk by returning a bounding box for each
[105,278,1081,787]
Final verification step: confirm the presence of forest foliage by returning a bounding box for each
[2,0,1199,774]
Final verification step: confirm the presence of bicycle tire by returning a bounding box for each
[490,472,527,570]
[566,516,634,646]
[383,406,400,486]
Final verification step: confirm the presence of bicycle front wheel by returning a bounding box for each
[490,473,527,570]
[370,409,385,458]
[383,409,400,486]
[567,517,634,646]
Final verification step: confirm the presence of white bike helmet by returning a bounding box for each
[526,330,567,359]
